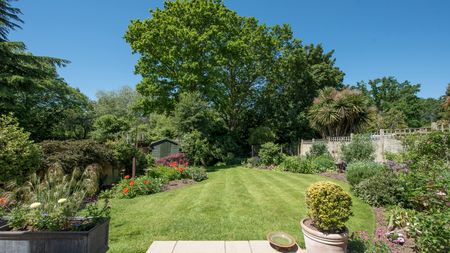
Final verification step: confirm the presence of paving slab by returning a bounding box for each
[147,240,306,253]
[225,241,252,253]
[172,241,225,253]
[146,241,177,253]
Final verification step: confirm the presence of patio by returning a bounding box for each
[146,241,306,253]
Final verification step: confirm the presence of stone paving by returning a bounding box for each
[146,241,306,253]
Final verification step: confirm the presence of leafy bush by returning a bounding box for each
[156,152,189,167]
[110,139,147,175]
[244,157,260,168]
[408,211,450,253]
[353,170,401,206]
[386,206,415,230]
[0,114,42,184]
[146,165,180,182]
[306,142,330,158]
[280,156,314,174]
[259,142,282,165]
[346,161,385,187]
[112,175,164,199]
[185,167,208,182]
[305,181,353,233]
[41,139,115,175]
[341,135,375,163]
[310,155,335,172]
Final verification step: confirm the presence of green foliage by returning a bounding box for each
[353,171,401,206]
[91,114,130,142]
[386,206,415,230]
[280,156,313,174]
[310,155,335,172]
[259,142,282,165]
[357,77,437,128]
[125,0,344,149]
[348,232,391,253]
[181,130,215,166]
[408,211,450,253]
[6,165,106,231]
[0,114,42,184]
[40,139,115,175]
[305,181,353,233]
[112,175,164,199]
[146,165,180,182]
[244,157,260,168]
[110,139,147,176]
[308,88,372,137]
[94,86,141,119]
[185,167,208,182]
[306,142,329,158]
[346,161,385,187]
[248,126,275,146]
[341,135,375,163]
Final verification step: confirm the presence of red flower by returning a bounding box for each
[123,187,129,194]
[144,180,150,185]
[0,197,8,206]
[169,161,178,168]
[129,180,135,186]
[124,175,130,179]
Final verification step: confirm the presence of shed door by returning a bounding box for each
[160,142,171,158]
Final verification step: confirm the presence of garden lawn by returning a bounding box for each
[108,167,375,253]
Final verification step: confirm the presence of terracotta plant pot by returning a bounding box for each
[300,218,348,253]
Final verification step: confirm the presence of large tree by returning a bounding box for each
[125,0,344,147]
[356,77,426,127]
[0,0,92,140]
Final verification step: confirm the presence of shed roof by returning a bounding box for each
[150,138,179,147]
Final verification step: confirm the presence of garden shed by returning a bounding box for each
[150,139,180,160]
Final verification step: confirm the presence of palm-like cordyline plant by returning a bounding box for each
[308,87,372,137]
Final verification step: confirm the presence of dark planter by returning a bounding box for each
[0,219,109,253]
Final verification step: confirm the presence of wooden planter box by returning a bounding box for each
[0,219,109,253]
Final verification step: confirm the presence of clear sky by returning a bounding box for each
[9,0,450,99]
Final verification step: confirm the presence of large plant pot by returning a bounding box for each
[0,219,109,253]
[300,218,348,253]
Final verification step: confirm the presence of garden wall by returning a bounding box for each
[300,125,450,162]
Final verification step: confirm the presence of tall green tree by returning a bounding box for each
[356,77,427,127]
[308,87,372,137]
[125,0,274,136]
[125,0,344,149]
[0,0,92,140]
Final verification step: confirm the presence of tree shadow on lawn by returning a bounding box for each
[206,164,241,172]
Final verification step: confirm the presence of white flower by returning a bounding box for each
[57,198,67,204]
[30,202,41,209]
[436,191,446,196]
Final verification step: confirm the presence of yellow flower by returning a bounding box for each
[57,198,67,204]
[30,202,41,209]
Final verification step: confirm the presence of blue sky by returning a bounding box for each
[9,0,450,99]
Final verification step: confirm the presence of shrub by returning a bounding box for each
[41,139,115,175]
[146,165,180,182]
[244,157,260,168]
[307,142,330,158]
[408,211,450,253]
[259,142,282,165]
[353,171,401,206]
[156,152,189,167]
[112,175,164,199]
[341,135,375,163]
[0,114,42,185]
[310,155,335,172]
[280,156,314,174]
[185,167,208,182]
[386,206,415,230]
[346,161,385,187]
[110,139,147,175]
[305,181,353,233]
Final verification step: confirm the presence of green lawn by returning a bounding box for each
[108,167,375,253]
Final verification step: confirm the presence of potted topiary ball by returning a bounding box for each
[301,181,353,253]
